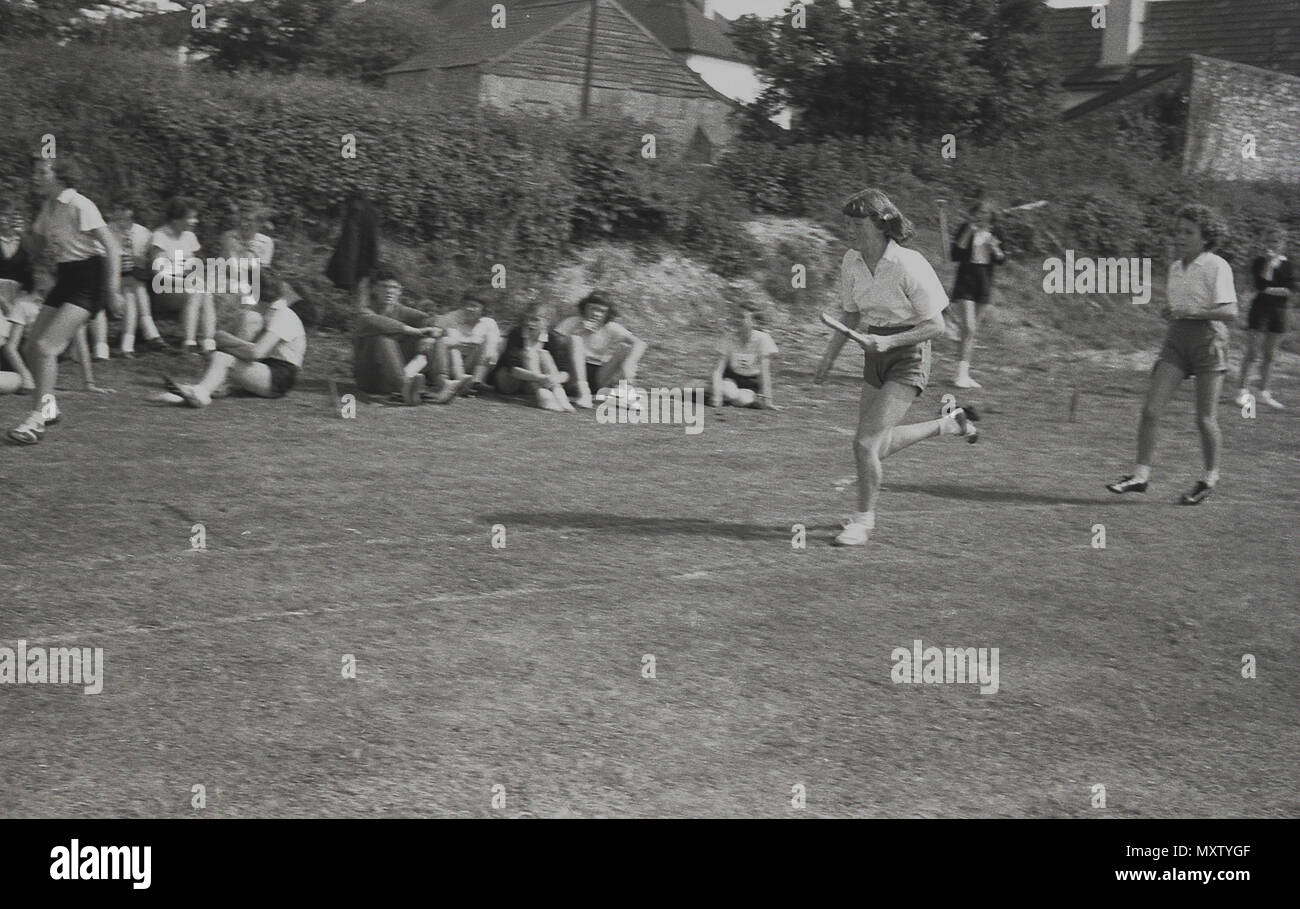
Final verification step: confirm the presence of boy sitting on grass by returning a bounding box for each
[353,266,459,405]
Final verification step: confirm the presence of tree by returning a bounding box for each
[730,0,1058,143]
[185,0,350,74]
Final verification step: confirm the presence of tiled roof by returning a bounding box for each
[385,1,587,73]
[1043,0,1300,85]
[1132,0,1300,75]
[620,0,746,61]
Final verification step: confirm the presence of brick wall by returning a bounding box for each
[1183,55,1300,182]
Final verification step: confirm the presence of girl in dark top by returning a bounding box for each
[493,302,574,412]
[1236,226,1293,410]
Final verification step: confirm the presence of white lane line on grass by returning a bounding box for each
[30,569,731,644]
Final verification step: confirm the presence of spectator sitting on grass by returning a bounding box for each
[491,302,574,412]
[353,266,458,405]
[550,292,646,409]
[710,300,778,410]
[433,287,501,396]
[169,270,305,408]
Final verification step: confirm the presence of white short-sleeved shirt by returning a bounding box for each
[32,189,107,263]
[1167,251,1236,317]
[222,230,274,268]
[555,315,636,364]
[118,223,151,259]
[718,329,778,377]
[263,300,306,368]
[438,313,499,350]
[839,241,949,328]
[966,228,998,265]
[150,228,201,274]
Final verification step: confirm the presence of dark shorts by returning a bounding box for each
[262,358,298,397]
[722,366,761,392]
[862,325,931,393]
[1247,297,1287,334]
[952,263,993,307]
[1156,320,1228,378]
[586,361,603,390]
[45,257,107,316]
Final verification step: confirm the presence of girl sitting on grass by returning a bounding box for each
[492,302,574,412]
[710,300,777,409]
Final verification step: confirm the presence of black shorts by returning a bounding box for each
[722,366,761,391]
[262,358,299,397]
[1247,297,1287,334]
[952,263,993,307]
[586,361,603,389]
[45,257,107,316]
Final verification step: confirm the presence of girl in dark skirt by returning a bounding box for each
[949,200,1005,389]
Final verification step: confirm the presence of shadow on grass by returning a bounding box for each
[886,482,1103,507]
[485,511,791,540]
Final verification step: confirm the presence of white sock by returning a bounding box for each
[120,334,135,353]
[956,360,970,376]
[1133,464,1151,483]
[938,410,963,435]
[1203,469,1219,487]
[852,511,875,528]
[94,342,110,359]
[403,354,428,378]
[201,338,216,352]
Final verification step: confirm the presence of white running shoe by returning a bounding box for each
[832,519,872,547]
[953,374,982,389]
[175,384,212,409]
[1235,388,1253,407]
[1259,390,1285,410]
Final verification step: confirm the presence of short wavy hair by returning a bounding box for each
[842,188,915,244]
[577,292,617,324]
[1174,204,1227,251]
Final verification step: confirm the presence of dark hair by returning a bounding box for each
[32,154,84,190]
[460,287,496,312]
[841,188,915,244]
[371,264,403,286]
[164,195,198,224]
[107,193,140,216]
[1175,204,1227,251]
[577,292,617,324]
[253,269,285,303]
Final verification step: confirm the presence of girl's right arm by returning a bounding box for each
[710,354,726,407]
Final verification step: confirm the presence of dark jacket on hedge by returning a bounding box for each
[325,195,380,290]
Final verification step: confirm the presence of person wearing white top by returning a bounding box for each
[710,301,778,409]
[814,188,980,547]
[432,288,502,395]
[171,270,306,408]
[7,156,121,446]
[148,196,216,356]
[89,197,158,360]
[1107,204,1238,505]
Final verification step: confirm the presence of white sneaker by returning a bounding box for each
[832,519,872,546]
[1259,390,1285,410]
[1235,388,1253,407]
[175,383,212,409]
[953,374,982,389]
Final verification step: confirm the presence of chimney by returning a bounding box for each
[1099,0,1146,68]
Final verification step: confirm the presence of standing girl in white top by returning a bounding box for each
[814,188,980,547]
[1107,204,1237,505]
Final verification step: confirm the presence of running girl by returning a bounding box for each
[7,156,120,445]
[1107,204,1238,505]
[814,188,979,547]
[710,300,777,409]
[1235,226,1293,410]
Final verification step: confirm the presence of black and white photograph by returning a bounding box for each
[0,0,1295,882]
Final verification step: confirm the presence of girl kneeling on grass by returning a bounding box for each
[492,302,574,412]
[710,300,777,409]
[1106,204,1238,505]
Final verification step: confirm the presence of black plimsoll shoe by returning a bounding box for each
[1106,475,1148,494]
[1180,481,1213,505]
